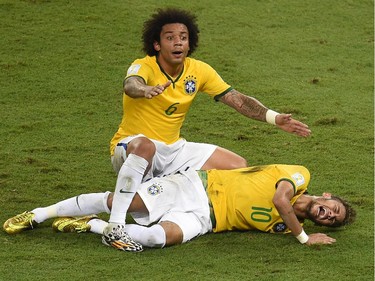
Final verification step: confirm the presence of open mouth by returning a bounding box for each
[172,51,183,56]
[317,206,327,219]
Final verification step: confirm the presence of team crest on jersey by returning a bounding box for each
[273,222,287,233]
[183,75,197,95]
[147,183,163,196]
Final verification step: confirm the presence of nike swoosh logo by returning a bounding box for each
[119,190,135,194]
[119,178,134,194]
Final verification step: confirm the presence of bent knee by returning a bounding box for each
[127,137,156,160]
[159,221,183,246]
[202,148,248,170]
[232,156,247,169]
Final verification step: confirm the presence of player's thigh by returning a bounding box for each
[162,141,217,174]
[201,146,247,170]
[160,212,206,246]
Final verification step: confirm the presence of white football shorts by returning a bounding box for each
[131,169,212,243]
[111,134,217,181]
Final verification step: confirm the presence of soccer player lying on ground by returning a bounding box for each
[4,165,355,252]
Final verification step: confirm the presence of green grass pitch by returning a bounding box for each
[0,0,373,280]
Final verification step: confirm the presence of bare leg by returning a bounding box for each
[201,147,247,170]
[159,221,184,246]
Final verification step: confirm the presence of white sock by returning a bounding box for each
[32,192,110,223]
[125,224,166,248]
[88,219,108,234]
[109,154,148,225]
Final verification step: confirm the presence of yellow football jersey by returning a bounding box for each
[206,165,310,233]
[110,56,232,155]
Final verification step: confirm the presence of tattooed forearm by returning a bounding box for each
[123,76,147,98]
[219,89,268,122]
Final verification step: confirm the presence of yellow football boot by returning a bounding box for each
[52,215,97,233]
[3,211,37,234]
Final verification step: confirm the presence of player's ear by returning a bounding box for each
[322,192,332,199]
[153,41,161,51]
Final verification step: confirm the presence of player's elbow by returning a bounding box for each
[272,196,284,210]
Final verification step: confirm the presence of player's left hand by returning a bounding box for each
[305,233,336,245]
[275,114,311,137]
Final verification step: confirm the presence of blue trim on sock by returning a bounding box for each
[117,142,127,150]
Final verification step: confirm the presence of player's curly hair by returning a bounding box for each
[330,195,356,227]
[142,8,200,57]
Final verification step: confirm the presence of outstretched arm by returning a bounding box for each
[124,76,172,99]
[273,180,336,245]
[218,89,311,137]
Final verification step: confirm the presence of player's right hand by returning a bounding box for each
[144,80,172,99]
[305,233,336,245]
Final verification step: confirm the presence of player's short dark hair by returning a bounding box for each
[142,8,200,57]
[331,195,356,227]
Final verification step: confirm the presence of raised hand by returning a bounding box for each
[144,80,172,99]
